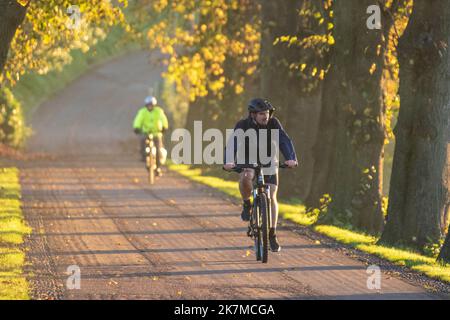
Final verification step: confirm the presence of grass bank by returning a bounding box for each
[0,168,31,299]
[168,163,450,284]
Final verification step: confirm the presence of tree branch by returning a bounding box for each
[0,0,29,79]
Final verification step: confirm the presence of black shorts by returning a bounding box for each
[262,174,278,186]
[242,169,278,186]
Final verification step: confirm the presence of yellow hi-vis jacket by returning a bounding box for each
[133,106,168,136]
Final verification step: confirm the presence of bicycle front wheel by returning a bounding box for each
[254,202,262,261]
[259,193,270,263]
[147,152,155,185]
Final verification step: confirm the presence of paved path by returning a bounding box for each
[20,51,442,300]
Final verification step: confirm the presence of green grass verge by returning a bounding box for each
[0,167,31,300]
[168,163,450,284]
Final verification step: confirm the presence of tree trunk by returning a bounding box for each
[185,97,207,131]
[0,0,28,78]
[439,205,450,263]
[305,66,337,207]
[313,0,397,234]
[380,0,450,248]
[260,0,321,198]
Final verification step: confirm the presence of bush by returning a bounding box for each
[0,87,29,148]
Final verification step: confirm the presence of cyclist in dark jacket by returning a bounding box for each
[223,98,298,252]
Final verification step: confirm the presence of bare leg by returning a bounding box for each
[268,183,281,251]
[269,183,279,229]
[239,168,254,201]
[140,134,146,160]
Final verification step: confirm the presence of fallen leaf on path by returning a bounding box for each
[108,279,118,286]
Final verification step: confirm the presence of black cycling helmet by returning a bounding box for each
[248,98,275,114]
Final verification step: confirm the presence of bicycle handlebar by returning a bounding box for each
[223,162,296,173]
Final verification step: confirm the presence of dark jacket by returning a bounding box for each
[224,116,297,165]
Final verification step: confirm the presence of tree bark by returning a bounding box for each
[305,62,337,207]
[185,97,207,132]
[313,0,398,234]
[0,0,28,78]
[380,0,450,248]
[259,0,321,198]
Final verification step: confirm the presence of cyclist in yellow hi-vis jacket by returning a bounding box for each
[133,96,169,175]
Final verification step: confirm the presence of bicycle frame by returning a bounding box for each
[250,167,272,238]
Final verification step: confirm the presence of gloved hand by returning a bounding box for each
[134,128,141,135]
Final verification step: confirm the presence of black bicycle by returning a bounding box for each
[230,163,288,263]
